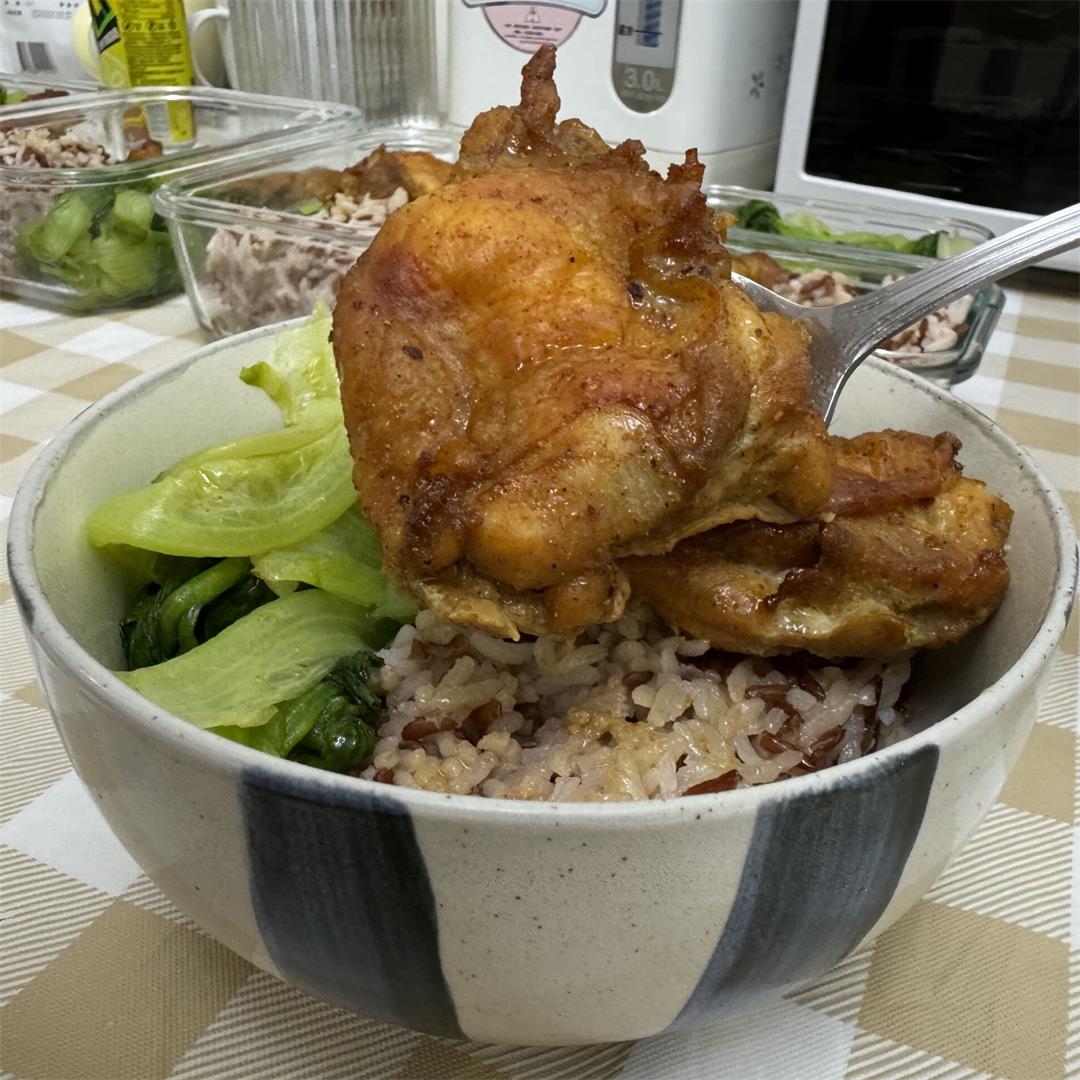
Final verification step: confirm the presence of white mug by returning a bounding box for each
[187,1,234,88]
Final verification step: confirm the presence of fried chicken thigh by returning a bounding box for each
[622,431,1013,656]
[334,46,831,638]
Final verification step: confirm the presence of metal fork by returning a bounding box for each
[733,202,1080,423]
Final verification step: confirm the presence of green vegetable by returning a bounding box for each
[794,227,930,253]
[212,649,383,772]
[0,85,29,106]
[243,308,346,422]
[157,557,251,656]
[731,198,971,258]
[200,573,277,640]
[86,308,356,556]
[908,232,941,258]
[325,650,384,714]
[733,199,783,233]
[279,682,345,753]
[214,707,291,757]
[935,233,976,259]
[120,587,169,669]
[118,555,275,667]
[118,589,385,730]
[296,197,325,216]
[252,507,417,619]
[291,700,377,772]
[16,185,180,308]
[111,188,155,236]
[159,311,348,479]
[86,424,355,556]
[95,310,413,772]
[91,225,163,295]
[32,193,94,260]
[776,210,833,243]
[285,651,383,771]
[119,556,213,668]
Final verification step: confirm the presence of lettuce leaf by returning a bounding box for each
[86,307,356,556]
[775,210,834,243]
[118,589,383,729]
[213,650,382,769]
[732,199,971,258]
[251,507,416,619]
[241,310,343,423]
[87,424,354,556]
[17,187,179,306]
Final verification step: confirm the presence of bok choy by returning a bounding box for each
[91,307,408,774]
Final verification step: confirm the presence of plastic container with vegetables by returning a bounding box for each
[0,86,362,312]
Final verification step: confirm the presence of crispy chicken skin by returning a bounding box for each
[333,46,831,639]
[622,430,1013,657]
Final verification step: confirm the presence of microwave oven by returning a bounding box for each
[775,0,1079,271]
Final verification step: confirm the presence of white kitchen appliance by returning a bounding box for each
[775,0,1079,271]
[443,0,798,188]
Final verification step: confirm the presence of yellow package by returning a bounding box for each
[89,0,195,143]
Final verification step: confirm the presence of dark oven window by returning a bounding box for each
[806,1,1079,215]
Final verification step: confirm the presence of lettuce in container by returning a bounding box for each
[733,199,975,259]
[87,307,414,773]
[17,184,181,309]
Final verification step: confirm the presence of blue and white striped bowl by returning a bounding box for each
[9,323,1076,1045]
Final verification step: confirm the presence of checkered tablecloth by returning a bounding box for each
[1,276,1077,1080]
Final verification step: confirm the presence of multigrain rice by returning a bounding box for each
[0,126,112,278]
[0,125,111,168]
[361,607,911,802]
[201,187,409,335]
[774,267,973,355]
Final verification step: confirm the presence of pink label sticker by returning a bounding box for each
[483,4,584,52]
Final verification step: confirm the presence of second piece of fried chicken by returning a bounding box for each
[334,45,830,639]
[622,430,1013,657]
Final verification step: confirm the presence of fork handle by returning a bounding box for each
[837,202,1080,358]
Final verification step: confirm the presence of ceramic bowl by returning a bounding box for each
[8,323,1076,1046]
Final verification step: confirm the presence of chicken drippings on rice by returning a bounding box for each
[361,607,909,801]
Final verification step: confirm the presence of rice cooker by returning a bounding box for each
[443,0,799,187]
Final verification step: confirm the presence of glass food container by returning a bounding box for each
[708,184,995,260]
[156,134,1003,382]
[0,71,101,106]
[725,238,1003,385]
[154,126,458,338]
[0,87,363,312]
[708,185,1001,385]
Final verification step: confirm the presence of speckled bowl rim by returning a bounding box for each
[8,319,1078,825]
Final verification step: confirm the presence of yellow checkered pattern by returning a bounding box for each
[1,276,1077,1080]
